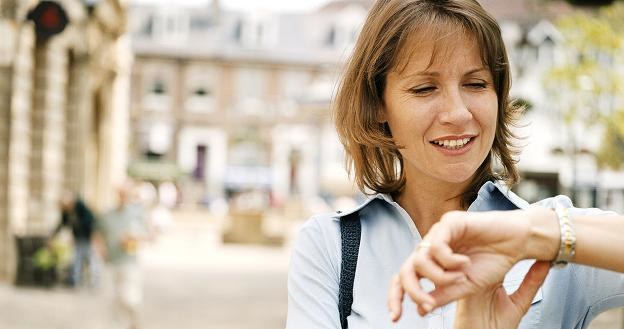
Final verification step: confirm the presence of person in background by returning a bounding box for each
[51,190,98,287]
[95,182,150,329]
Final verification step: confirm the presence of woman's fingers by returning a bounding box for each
[427,240,471,270]
[399,258,436,315]
[509,261,550,313]
[411,253,467,286]
[425,219,471,270]
[428,280,476,307]
[388,275,404,322]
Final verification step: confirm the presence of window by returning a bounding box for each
[234,68,267,114]
[194,87,209,97]
[143,77,172,112]
[151,80,166,95]
[325,26,336,46]
[185,66,218,113]
[235,14,277,48]
[186,86,216,113]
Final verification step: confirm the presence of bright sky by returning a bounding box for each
[132,0,333,13]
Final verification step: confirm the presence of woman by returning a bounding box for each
[286,0,624,328]
[389,207,624,328]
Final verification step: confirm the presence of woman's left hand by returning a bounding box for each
[452,261,550,329]
[387,207,557,321]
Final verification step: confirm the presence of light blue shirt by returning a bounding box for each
[286,181,624,329]
[97,203,147,265]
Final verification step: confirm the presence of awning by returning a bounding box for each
[127,160,181,182]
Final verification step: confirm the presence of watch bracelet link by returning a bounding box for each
[552,206,576,268]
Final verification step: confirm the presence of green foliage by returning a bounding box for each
[33,239,72,271]
[33,248,55,270]
[597,113,624,169]
[544,3,624,168]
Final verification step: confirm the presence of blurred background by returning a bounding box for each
[0,0,623,328]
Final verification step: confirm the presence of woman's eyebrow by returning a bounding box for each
[464,67,489,75]
[399,70,439,81]
[402,67,489,80]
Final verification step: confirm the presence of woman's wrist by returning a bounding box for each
[454,290,498,329]
[525,207,560,261]
[454,298,490,329]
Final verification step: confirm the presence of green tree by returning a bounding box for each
[544,3,624,177]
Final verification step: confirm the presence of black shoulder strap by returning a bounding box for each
[338,212,361,329]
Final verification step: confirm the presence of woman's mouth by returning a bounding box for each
[430,137,475,150]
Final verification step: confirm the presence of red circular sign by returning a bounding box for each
[27,1,69,40]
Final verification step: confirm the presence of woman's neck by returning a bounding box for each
[396,179,469,237]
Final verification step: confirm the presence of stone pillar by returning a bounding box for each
[0,68,12,282]
[109,36,132,198]
[29,38,69,233]
[93,80,128,211]
[64,54,92,197]
[0,23,36,281]
[83,87,102,209]
[0,0,17,19]
[170,59,185,163]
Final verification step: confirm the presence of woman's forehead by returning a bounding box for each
[393,24,483,75]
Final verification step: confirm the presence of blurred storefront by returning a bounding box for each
[0,0,131,281]
[127,1,370,220]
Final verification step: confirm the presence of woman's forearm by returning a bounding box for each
[573,214,624,272]
[525,208,624,272]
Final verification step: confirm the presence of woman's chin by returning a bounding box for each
[435,168,478,185]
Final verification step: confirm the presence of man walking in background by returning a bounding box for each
[51,191,99,288]
[96,182,150,329]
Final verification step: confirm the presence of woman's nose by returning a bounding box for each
[438,89,473,125]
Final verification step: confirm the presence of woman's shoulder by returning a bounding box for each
[533,195,617,216]
[293,195,391,251]
[297,212,341,240]
[532,195,574,208]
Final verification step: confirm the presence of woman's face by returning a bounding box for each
[382,32,498,187]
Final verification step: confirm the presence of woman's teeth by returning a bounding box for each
[432,137,472,150]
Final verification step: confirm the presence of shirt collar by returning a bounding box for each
[468,181,529,212]
[330,194,391,219]
[332,180,529,220]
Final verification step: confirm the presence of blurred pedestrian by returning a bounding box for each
[51,190,99,288]
[96,182,150,329]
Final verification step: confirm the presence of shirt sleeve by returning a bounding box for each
[569,207,624,326]
[286,216,342,329]
[572,264,624,327]
[536,196,624,326]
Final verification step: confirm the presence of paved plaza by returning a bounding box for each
[0,210,622,329]
[0,211,290,329]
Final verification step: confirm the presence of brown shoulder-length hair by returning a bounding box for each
[334,0,522,207]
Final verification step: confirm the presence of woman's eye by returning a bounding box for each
[412,86,436,94]
[466,82,487,89]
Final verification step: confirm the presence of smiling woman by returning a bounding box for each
[382,32,498,210]
[286,1,624,329]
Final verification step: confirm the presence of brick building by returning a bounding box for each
[128,1,371,214]
[0,0,131,281]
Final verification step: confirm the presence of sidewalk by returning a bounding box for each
[0,210,291,329]
[0,283,107,329]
